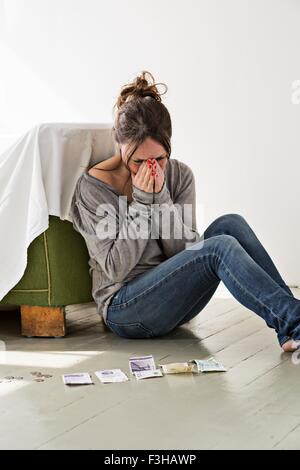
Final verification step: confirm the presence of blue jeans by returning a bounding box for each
[106,213,299,346]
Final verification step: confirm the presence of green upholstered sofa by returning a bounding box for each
[0,216,93,337]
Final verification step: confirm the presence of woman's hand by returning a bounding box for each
[131,159,165,193]
[131,160,154,193]
[152,158,165,193]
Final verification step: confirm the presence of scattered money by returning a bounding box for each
[95,369,128,384]
[0,376,23,384]
[159,362,194,374]
[2,376,24,382]
[30,371,52,378]
[62,373,94,386]
[30,371,53,382]
[129,355,156,374]
[0,371,56,385]
[0,355,228,390]
[134,369,163,380]
[189,358,227,373]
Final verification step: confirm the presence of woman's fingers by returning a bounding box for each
[143,162,153,192]
[133,160,156,193]
[134,161,147,187]
[146,171,154,192]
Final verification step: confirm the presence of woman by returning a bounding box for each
[71,70,300,352]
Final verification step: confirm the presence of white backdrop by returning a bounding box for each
[0,0,299,285]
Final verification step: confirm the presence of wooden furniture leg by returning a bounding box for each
[20,305,66,337]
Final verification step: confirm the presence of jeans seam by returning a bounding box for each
[108,254,212,309]
[218,258,291,331]
[108,284,128,308]
[106,319,154,336]
[177,281,219,326]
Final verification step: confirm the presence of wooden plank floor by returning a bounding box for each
[0,285,299,450]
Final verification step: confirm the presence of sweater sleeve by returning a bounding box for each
[71,186,154,283]
[133,161,201,258]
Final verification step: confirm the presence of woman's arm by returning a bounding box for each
[72,187,153,284]
[132,161,201,258]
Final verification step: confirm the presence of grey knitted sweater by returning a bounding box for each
[70,157,201,325]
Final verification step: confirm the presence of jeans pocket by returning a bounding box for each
[106,320,154,339]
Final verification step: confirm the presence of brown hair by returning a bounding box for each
[113,70,172,165]
[89,71,172,194]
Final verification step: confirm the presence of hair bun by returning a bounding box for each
[115,70,167,109]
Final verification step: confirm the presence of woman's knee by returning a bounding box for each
[204,213,248,239]
[212,233,239,245]
[201,234,240,257]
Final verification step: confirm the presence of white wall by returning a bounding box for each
[0,0,299,285]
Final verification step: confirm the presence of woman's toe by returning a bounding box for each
[282,339,300,352]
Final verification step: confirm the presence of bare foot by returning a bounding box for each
[281,338,300,352]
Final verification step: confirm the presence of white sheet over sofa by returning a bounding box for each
[0,123,116,302]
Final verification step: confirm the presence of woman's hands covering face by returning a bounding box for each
[131,159,165,194]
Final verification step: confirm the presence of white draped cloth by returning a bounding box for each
[0,123,116,301]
